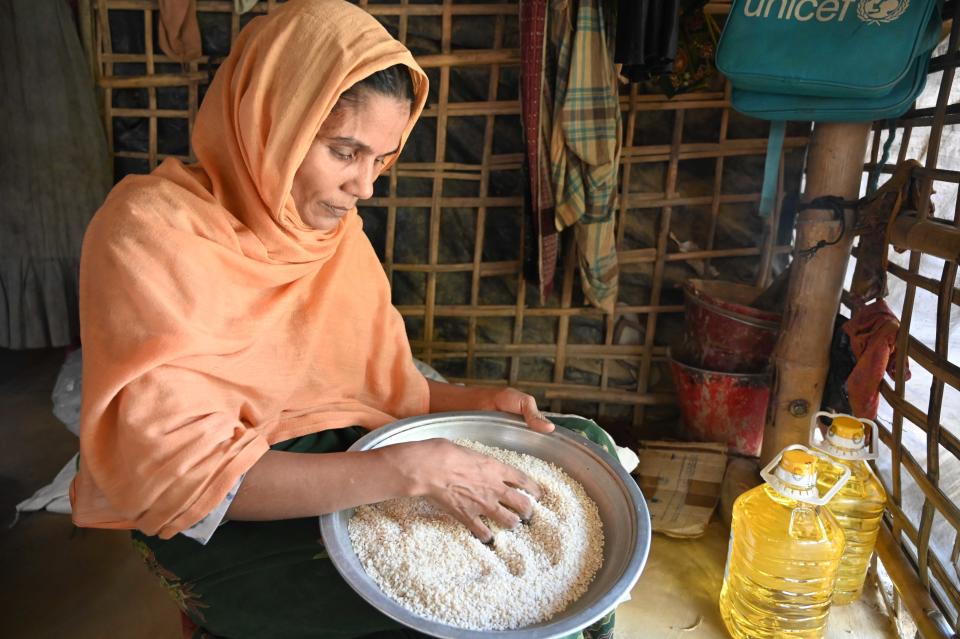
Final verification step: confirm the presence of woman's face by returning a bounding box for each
[292,92,411,230]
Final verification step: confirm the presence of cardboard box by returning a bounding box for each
[634,441,728,538]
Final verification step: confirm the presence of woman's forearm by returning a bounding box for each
[225,381,552,526]
[226,446,414,521]
[426,378,496,413]
[224,436,539,542]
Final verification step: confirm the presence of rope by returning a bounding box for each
[867,121,898,195]
[796,195,858,259]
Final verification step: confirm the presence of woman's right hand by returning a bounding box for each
[382,438,542,543]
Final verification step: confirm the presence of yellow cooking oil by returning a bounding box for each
[720,446,850,639]
[812,413,887,605]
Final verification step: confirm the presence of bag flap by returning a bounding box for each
[731,52,931,121]
[717,0,941,98]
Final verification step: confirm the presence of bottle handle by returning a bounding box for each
[861,416,880,460]
[809,411,880,461]
[761,444,851,505]
[788,506,831,542]
[809,411,832,449]
[816,453,853,505]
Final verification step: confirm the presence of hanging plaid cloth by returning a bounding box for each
[520,0,560,303]
[547,0,621,313]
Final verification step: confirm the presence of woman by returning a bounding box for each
[71,1,617,637]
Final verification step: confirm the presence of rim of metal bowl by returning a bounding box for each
[319,411,651,639]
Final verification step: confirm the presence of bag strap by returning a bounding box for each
[759,120,785,219]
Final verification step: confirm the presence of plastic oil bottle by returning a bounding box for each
[811,412,887,605]
[719,445,850,639]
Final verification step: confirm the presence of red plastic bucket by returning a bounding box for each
[683,279,781,373]
[669,350,770,457]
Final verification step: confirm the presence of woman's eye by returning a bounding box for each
[331,148,354,161]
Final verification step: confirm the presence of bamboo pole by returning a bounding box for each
[761,122,872,464]
[886,261,960,304]
[875,525,954,639]
[97,72,207,88]
[889,212,960,261]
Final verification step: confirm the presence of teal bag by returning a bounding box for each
[717,0,941,99]
[732,54,931,122]
[715,0,942,217]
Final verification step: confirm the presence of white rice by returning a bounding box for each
[347,439,604,631]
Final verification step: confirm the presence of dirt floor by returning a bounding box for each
[0,347,899,638]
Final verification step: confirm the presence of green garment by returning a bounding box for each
[133,418,619,639]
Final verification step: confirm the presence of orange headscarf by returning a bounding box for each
[71,0,431,539]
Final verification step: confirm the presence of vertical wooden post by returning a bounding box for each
[760,122,872,465]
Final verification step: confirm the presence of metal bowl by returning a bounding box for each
[319,411,651,639]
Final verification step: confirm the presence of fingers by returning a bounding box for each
[517,393,554,433]
[462,515,494,544]
[498,462,542,500]
[490,387,554,433]
[420,435,546,544]
[498,490,534,521]
[488,503,523,530]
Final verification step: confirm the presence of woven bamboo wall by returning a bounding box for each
[82,0,801,442]
[851,3,960,630]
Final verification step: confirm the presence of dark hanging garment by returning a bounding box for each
[614,0,681,82]
[520,0,560,304]
[0,0,112,348]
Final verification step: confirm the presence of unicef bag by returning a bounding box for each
[717,0,941,100]
[731,53,932,122]
[715,0,942,217]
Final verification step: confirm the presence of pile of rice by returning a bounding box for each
[348,439,604,630]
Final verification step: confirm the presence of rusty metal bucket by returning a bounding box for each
[669,349,770,457]
[683,279,781,374]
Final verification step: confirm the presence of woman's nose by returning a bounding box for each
[346,160,377,200]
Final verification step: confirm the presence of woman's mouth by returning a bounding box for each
[322,202,350,216]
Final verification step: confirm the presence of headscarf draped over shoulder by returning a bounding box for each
[71,0,431,538]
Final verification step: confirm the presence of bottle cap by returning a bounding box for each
[761,444,851,505]
[810,411,878,461]
[780,449,818,477]
[830,415,866,442]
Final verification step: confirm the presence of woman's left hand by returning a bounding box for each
[425,379,555,433]
[487,387,555,433]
